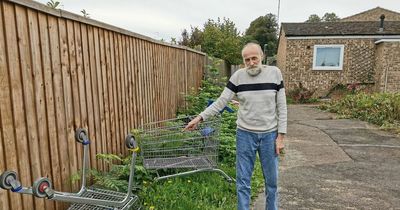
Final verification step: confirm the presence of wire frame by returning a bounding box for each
[139,115,221,169]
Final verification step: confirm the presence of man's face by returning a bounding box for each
[242,46,262,68]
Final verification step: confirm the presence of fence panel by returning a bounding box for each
[0,0,206,209]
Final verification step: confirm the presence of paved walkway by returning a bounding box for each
[253,105,400,210]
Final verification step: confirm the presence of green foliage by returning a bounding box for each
[46,0,60,9]
[245,13,278,56]
[202,18,243,65]
[179,18,243,65]
[321,12,340,22]
[305,12,340,22]
[320,92,400,133]
[305,14,322,23]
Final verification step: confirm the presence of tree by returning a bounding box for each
[178,26,203,49]
[46,0,60,9]
[306,12,340,22]
[322,12,340,22]
[179,18,243,65]
[201,18,243,65]
[245,13,279,56]
[305,14,322,23]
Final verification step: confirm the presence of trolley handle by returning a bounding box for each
[207,99,234,113]
[75,128,90,145]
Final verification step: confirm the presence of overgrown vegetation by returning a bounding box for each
[287,82,318,104]
[320,92,400,134]
[72,59,266,209]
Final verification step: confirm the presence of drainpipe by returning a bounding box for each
[384,66,388,92]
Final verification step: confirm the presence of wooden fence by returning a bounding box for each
[0,0,206,209]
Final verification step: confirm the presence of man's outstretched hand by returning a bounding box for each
[184,116,202,131]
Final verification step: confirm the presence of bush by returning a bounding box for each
[320,92,400,133]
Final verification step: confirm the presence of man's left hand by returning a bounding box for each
[275,134,285,155]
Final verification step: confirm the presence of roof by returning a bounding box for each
[281,21,400,37]
[341,7,400,21]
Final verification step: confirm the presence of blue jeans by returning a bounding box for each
[236,128,278,210]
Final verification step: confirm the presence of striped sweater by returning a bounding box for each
[199,65,287,134]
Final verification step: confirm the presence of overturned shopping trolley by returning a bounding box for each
[0,128,140,210]
[139,115,234,182]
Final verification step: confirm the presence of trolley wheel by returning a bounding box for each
[32,177,53,198]
[75,128,88,143]
[125,134,137,149]
[0,171,18,190]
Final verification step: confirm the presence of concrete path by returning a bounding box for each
[253,105,400,210]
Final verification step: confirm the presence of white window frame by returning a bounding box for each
[312,44,344,70]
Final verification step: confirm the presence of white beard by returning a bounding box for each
[246,64,262,76]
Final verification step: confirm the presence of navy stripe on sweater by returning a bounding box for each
[226,81,284,93]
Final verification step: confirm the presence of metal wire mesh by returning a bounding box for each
[67,187,139,210]
[140,115,221,170]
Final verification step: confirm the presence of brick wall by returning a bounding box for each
[375,41,400,92]
[283,38,376,96]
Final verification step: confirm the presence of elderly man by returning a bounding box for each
[185,42,287,210]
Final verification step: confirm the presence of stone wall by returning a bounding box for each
[375,41,400,92]
[282,38,376,96]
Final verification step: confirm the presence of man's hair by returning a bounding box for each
[241,42,264,57]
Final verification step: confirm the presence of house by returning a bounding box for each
[277,7,400,96]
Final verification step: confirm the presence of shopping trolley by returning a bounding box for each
[0,128,140,210]
[139,115,234,182]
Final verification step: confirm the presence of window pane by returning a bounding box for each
[315,47,341,67]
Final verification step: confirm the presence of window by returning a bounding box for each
[312,45,344,70]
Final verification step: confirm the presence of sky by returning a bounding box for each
[35,0,400,41]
